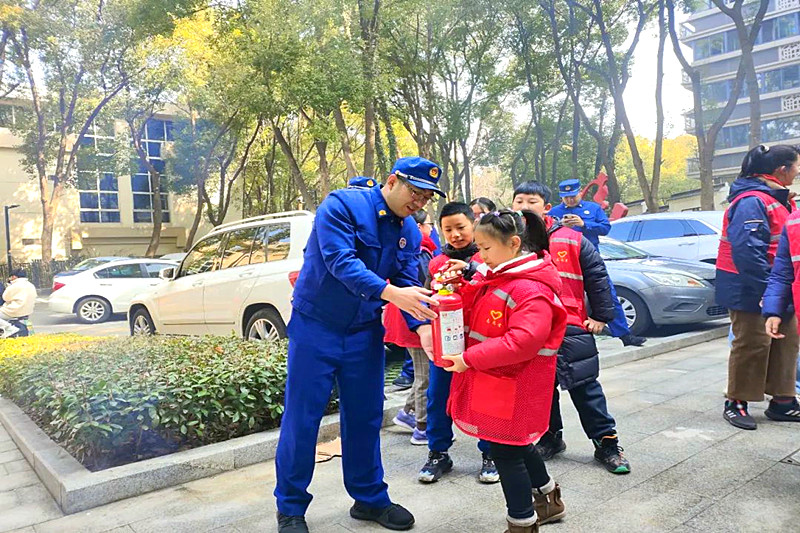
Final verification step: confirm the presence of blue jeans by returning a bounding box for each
[549,378,617,440]
[607,280,632,338]
[427,361,490,455]
[401,353,414,380]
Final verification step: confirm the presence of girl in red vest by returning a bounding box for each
[441,210,568,533]
[716,144,800,430]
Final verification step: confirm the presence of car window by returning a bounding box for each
[608,221,635,241]
[95,264,144,278]
[143,262,172,278]
[638,220,691,241]
[251,222,291,263]
[220,227,259,269]
[687,219,717,236]
[181,234,224,276]
[598,240,649,260]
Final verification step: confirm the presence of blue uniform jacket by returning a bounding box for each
[715,177,793,313]
[761,227,796,318]
[548,201,610,249]
[292,185,425,332]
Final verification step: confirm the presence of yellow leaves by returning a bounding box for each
[0,334,101,363]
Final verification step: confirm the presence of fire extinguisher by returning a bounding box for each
[431,287,465,368]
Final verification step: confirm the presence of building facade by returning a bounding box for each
[681,0,800,181]
[0,105,242,264]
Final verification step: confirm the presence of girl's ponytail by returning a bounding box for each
[475,209,549,254]
[519,210,549,253]
[739,144,799,178]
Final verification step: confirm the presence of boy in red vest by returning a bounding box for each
[513,181,630,474]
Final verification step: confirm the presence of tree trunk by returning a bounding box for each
[272,123,317,211]
[316,140,331,199]
[652,0,667,206]
[185,184,204,251]
[145,169,163,257]
[571,104,580,179]
[333,105,359,178]
[358,0,380,178]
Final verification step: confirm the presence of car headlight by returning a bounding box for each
[643,272,706,288]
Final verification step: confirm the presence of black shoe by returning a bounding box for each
[350,501,415,531]
[277,512,309,533]
[593,435,631,474]
[478,453,500,483]
[392,374,414,390]
[418,451,453,483]
[723,400,757,430]
[621,334,646,347]
[765,399,800,422]
[535,431,567,461]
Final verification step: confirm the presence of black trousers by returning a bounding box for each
[550,377,616,440]
[489,442,550,520]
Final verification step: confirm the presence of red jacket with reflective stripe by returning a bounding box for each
[717,190,790,273]
[448,252,568,445]
[548,224,587,327]
[785,212,800,314]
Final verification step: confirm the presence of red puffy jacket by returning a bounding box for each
[448,251,568,446]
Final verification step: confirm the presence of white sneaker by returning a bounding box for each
[1,325,20,338]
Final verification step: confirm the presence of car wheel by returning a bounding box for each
[615,288,652,336]
[76,297,111,324]
[130,308,156,336]
[245,308,286,342]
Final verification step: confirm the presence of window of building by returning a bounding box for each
[78,121,120,223]
[132,118,172,224]
[716,115,800,149]
[695,12,800,60]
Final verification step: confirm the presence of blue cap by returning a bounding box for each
[558,178,582,197]
[347,176,378,189]
[391,157,445,197]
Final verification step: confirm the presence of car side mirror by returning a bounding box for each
[159,267,176,280]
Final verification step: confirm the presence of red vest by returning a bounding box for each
[716,190,789,273]
[785,211,800,315]
[548,226,587,327]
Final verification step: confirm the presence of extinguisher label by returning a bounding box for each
[439,309,465,355]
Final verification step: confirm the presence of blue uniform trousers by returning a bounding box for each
[275,312,391,516]
[427,361,491,455]
[607,279,632,338]
[401,352,415,380]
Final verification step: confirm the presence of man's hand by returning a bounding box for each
[583,318,605,334]
[441,353,468,373]
[417,324,435,361]
[766,316,784,339]
[381,284,438,321]
[562,214,584,228]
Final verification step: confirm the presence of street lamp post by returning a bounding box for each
[4,204,19,271]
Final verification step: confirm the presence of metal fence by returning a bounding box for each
[0,258,83,289]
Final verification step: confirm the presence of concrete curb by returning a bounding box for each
[599,324,729,369]
[0,391,407,514]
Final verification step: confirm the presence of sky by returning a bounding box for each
[623,14,696,140]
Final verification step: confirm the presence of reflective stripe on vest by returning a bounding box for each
[549,226,587,327]
[716,190,789,274]
[786,211,800,316]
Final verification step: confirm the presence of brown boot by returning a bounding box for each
[504,517,539,533]
[533,483,566,525]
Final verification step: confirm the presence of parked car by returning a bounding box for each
[607,211,724,264]
[128,211,314,340]
[54,256,132,278]
[48,259,178,323]
[159,252,188,262]
[598,237,726,335]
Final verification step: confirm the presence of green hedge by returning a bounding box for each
[0,335,314,471]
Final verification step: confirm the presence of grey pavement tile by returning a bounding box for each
[0,427,11,443]
[99,528,135,533]
[553,451,674,502]
[0,450,23,465]
[4,460,32,475]
[0,464,6,476]
[0,470,40,492]
[624,421,739,463]
[6,527,36,533]
[616,405,696,436]
[664,356,725,372]
[0,496,63,533]
[645,374,717,397]
[558,483,713,533]
[626,366,693,384]
[710,422,800,462]
[0,485,59,513]
[0,440,19,453]
[684,463,800,533]
[659,391,727,414]
[603,390,675,418]
[645,445,776,500]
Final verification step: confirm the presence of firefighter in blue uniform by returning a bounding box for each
[549,178,646,347]
[275,157,444,533]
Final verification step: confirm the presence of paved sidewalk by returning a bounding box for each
[2,336,800,533]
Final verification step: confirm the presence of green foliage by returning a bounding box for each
[0,335,322,471]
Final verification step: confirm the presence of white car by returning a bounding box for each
[48,259,178,323]
[128,211,314,340]
[607,211,724,263]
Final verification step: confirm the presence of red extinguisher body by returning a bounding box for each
[431,290,465,368]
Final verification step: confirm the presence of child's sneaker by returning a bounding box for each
[410,428,428,445]
[418,451,452,483]
[392,409,415,432]
[765,398,800,422]
[0,324,20,338]
[533,483,566,525]
[593,435,631,474]
[723,400,757,430]
[535,431,566,460]
[478,453,500,484]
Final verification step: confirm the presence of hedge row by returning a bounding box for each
[0,334,311,471]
